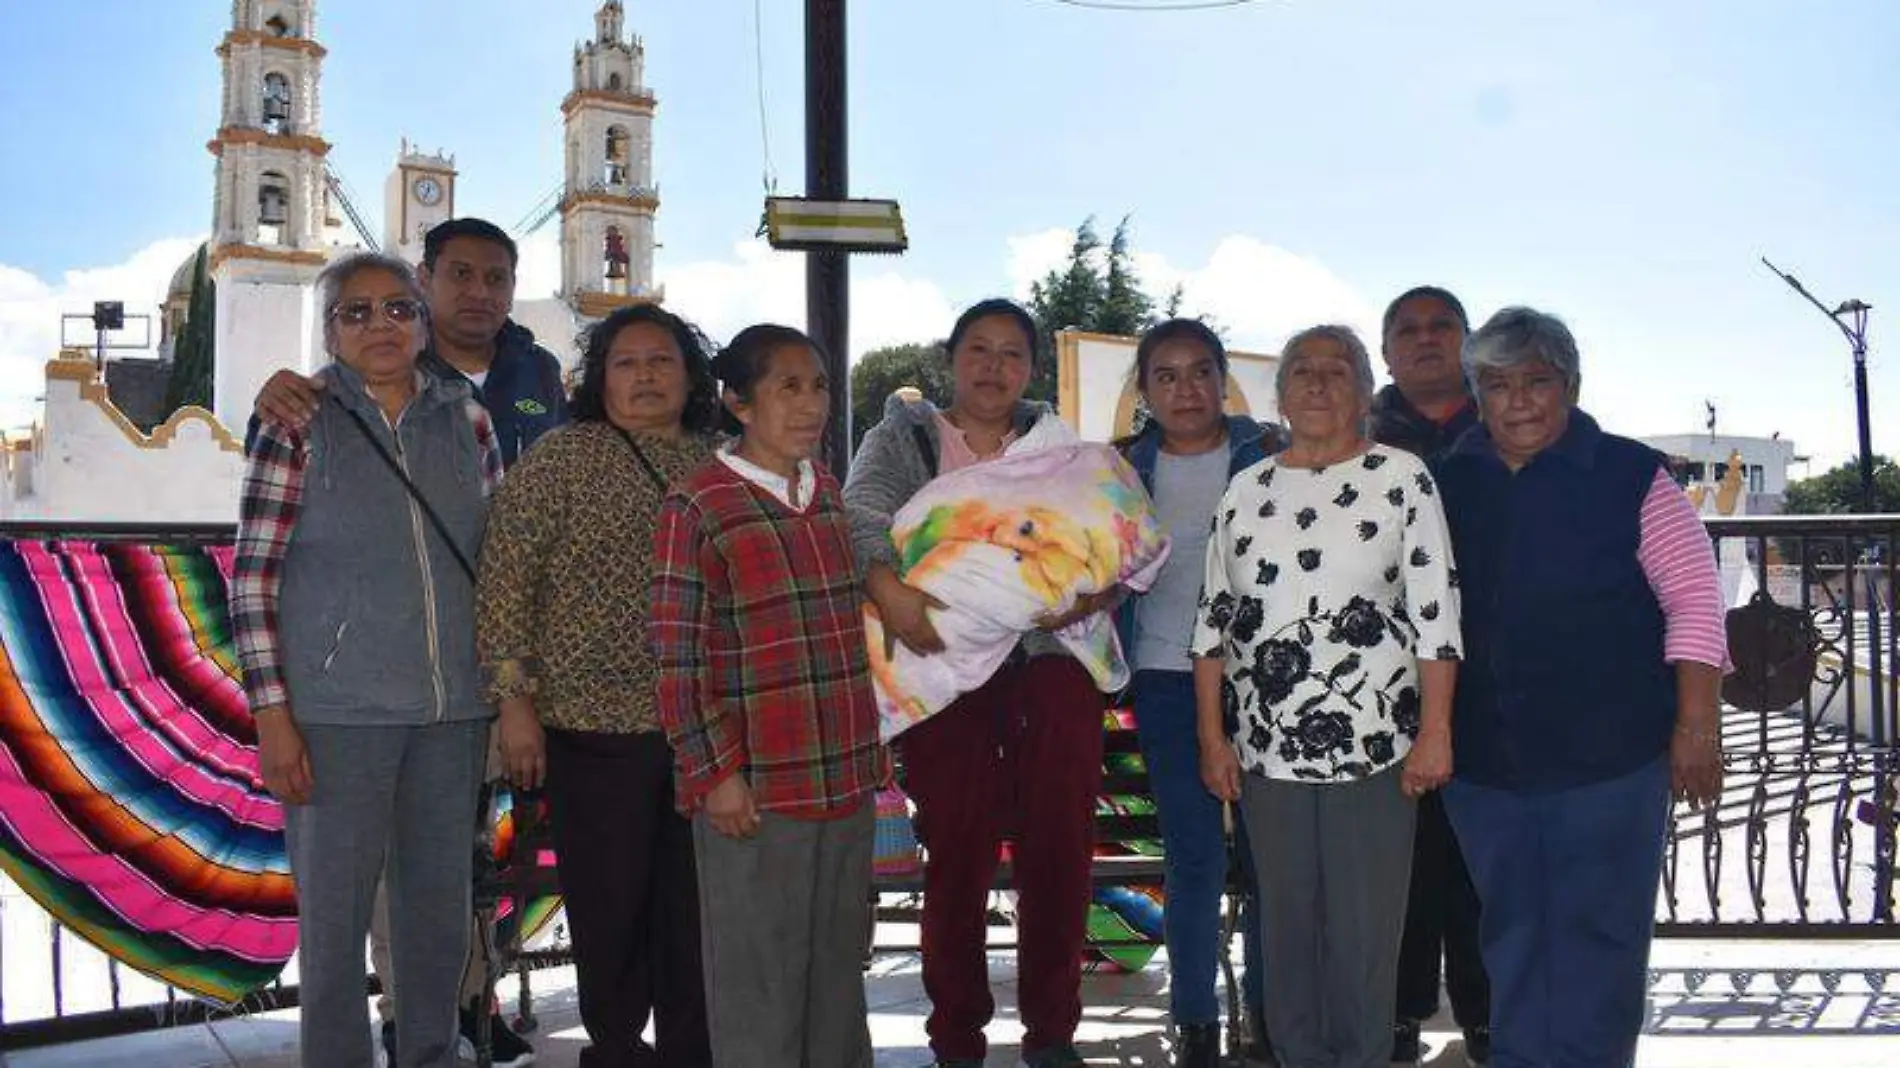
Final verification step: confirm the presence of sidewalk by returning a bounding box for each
[7,936,1897,1067]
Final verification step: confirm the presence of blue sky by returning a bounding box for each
[1,0,1896,468]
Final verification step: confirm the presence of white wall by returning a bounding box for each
[1,355,243,524]
[213,264,320,427]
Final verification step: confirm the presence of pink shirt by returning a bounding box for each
[933,411,1017,474]
[1635,468,1731,671]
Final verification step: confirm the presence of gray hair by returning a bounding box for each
[1463,306,1581,396]
[315,252,429,358]
[1275,324,1377,404]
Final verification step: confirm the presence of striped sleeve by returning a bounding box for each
[232,420,307,712]
[1635,468,1732,671]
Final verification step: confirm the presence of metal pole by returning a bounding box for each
[1761,263,1886,743]
[806,0,851,476]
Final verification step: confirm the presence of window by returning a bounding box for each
[262,73,292,135]
[608,72,623,91]
[259,171,290,243]
[603,226,629,292]
[604,126,629,185]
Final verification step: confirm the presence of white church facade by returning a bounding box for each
[0,0,660,523]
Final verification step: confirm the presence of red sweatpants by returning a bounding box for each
[897,654,1105,1062]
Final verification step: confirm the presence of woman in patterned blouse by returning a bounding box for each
[1192,324,1462,1068]
[475,304,722,1068]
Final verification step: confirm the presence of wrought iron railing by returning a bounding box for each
[2,516,1896,1050]
[1658,515,1898,936]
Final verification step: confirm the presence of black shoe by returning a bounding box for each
[925,1060,983,1068]
[378,1020,396,1068]
[1463,1025,1491,1067]
[1176,1022,1221,1068]
[1391,1018,1423,1065]
[458,1005,537,1068]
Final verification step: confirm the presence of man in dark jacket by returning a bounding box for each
[1372,285,1492,1068]
[253,217,568,468]
[250,218,562,1068]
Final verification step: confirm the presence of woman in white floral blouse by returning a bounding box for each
[1192,324,1462,1068]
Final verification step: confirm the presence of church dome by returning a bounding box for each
[167,243,209,302]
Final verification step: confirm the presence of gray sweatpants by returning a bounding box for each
[1242,766,1416,1068]
[284,720,487,1068]
[693,803,875,1068]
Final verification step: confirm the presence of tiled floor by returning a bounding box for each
[7,938,1900,1067]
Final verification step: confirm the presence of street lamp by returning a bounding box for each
[1762,258,1886,744]
[1761,258,1875,511]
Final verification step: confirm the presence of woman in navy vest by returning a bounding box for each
[1431,307,1727,1068]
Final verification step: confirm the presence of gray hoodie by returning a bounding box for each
[842,391,1070,661]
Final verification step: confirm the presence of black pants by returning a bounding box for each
[1395,789,1491,1028]
[545,727,710,1068]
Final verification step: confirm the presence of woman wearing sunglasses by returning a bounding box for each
[232,252,502,1068]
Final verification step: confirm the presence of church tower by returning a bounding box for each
[560,1,662,318]
[207,0,331,425]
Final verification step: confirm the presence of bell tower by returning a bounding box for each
[207,0,331,425]
[560,1,662,318]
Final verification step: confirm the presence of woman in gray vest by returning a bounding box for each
[232,252,500,1068]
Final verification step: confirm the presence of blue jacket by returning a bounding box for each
[1432,409,1677,793]
[421,319,569,468]
[1112,415,1288,661]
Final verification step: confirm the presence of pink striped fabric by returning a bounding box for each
[1635,469,1731,670]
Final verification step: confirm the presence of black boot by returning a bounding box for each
[1176,1022,1221,1068]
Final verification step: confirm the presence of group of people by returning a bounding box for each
[232,215,1730,1068]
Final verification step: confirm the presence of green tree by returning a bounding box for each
[1022,215,1167,401]
[849,342,952,450]
[163,245,216,416]
[1782,454,1900,515]
[1096,216,1154,338]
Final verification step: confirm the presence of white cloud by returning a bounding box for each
[0,236,204,430]
[1003,227,1376,355]
[1005,228,1081,298]
[0,230,1368,432]
[1139,236,1380,354]
[657,240,953,359]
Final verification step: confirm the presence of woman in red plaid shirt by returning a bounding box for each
[649,324,886,1068]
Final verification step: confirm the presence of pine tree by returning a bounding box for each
[163,245,217,416]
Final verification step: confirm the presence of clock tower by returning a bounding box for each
[383,140,458,265]
[560,1,661,317]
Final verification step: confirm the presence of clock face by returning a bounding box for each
[414,176,443,206]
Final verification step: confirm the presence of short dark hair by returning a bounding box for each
[714,323,824,436]
[1134,317,1227,392]
[1380,285,1470,340]
[570,304,721,434]
[423,218,519,270]
[945,298,1040,368]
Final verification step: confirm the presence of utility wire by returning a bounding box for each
[1042,0,1265,10]
[754,0,778,195]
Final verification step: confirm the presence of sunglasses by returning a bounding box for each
[328,298,424,328]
